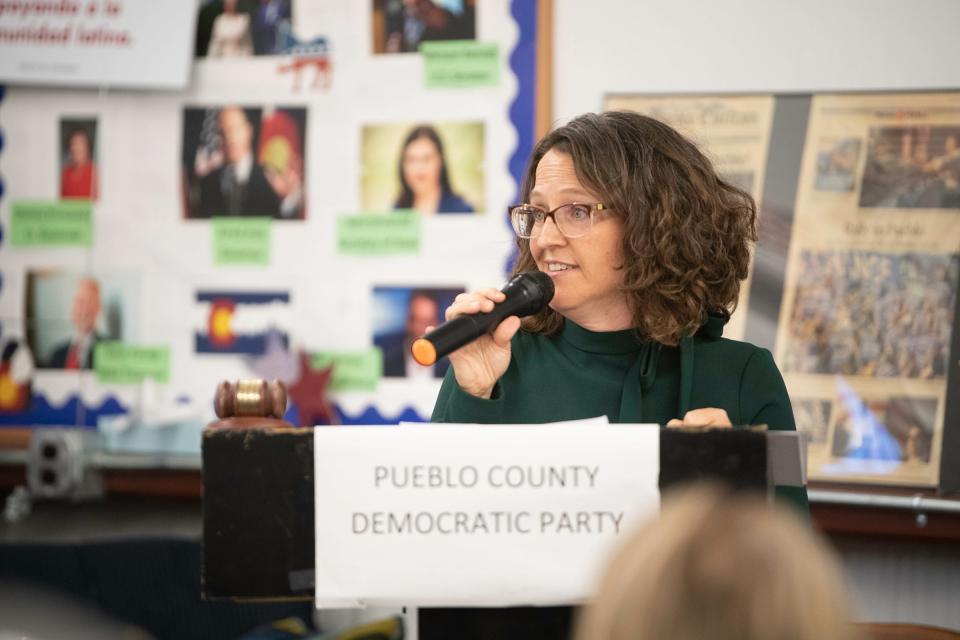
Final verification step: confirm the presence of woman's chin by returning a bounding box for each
[411,181,436,194]
[547,297,574,317]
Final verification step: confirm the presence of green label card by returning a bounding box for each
[10,200,92,247]
[94,342,171,384]
[337,213,421,255]
[311,348,383,391]
[422,41,500,88]
[213,217,271,265]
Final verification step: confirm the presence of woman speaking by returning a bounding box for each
[430,111,806,510]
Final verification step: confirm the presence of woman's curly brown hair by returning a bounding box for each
[513,111,758,346]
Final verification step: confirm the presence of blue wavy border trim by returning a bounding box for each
[335,404,427,425]
[0,395,424,428]
[504,0,537,276]
[0,393,127,428]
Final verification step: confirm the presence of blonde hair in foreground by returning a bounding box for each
[576,485,859,640]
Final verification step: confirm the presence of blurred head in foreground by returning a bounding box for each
[576,485,858,640]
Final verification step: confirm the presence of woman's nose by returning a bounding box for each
[536,215,566,248]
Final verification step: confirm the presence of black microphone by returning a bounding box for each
[411,271,555,366]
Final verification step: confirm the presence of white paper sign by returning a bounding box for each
[313,422,660,608]
[0,1,195,89]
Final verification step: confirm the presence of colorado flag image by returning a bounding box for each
[194,291,290,354]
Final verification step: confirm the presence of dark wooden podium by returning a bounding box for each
[202,425,793,639]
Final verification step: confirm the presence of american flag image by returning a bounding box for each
[194,107,225,179]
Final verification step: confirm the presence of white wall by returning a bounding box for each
[554,0,960,122]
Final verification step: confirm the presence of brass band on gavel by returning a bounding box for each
[214,379,288,419]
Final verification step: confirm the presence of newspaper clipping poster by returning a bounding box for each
[776,92,960,486]
[604,94,776,341]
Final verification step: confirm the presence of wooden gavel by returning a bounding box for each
[208,379,296,429]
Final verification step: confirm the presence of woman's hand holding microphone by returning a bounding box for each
[413,272,553,400]
[428,288,522,399]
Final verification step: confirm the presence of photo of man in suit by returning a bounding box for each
[184,106,305,219]
[48,278,103,370]
[194,107,302,218]
[376,288,457,379]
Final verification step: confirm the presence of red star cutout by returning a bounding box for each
[286,351,337,426]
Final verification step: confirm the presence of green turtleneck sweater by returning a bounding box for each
[431,317,809,512]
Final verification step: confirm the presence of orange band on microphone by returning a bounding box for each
[411,338,437,366]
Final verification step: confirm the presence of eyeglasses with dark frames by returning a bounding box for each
[508,202,606,239]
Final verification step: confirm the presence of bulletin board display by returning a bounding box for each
[0,1,539,442]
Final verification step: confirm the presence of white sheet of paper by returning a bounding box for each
[314,421,660,608]
[0,5,195,89]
